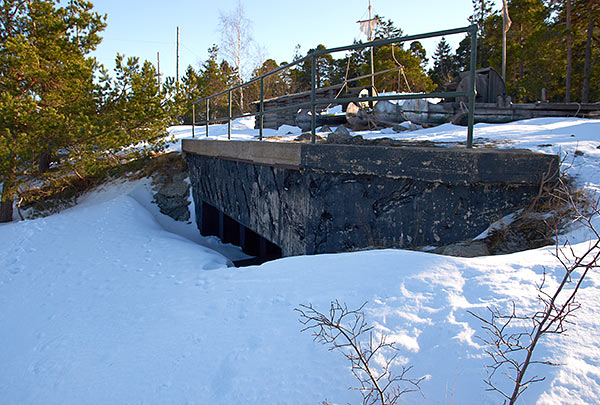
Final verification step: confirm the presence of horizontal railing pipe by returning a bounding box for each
[191,24,477,107]
[317,92,471,105]
[189,24,478,146]
[322,25,476,55]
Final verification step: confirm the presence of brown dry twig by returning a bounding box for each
[469,177,600,404]
[296,300,424,405]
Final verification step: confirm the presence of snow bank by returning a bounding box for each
[1,118,600,404]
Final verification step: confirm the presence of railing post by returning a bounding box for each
[467,24,478,148]
[311,54,316,144]
[192,103,195,138]
[188,26,476,148]
[259,77,264,141]
[205,99,209,138]
[228,90,232,140]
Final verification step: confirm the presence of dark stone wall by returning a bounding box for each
[187,155,285,245]
[186,151,548,257]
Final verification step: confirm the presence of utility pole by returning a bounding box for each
[176,26,180,87]
[157,51,161,89]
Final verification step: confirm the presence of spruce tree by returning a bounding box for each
[430,37,458,88]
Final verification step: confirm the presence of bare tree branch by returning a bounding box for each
[219,0,255,112]
[469,174,600,404]
[296,300,425,405]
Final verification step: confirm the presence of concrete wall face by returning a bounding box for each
[185,143,556,257]
[187,154,286,246]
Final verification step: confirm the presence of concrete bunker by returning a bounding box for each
[183,139,558,265]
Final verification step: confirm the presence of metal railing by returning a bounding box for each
[191,24,478,147]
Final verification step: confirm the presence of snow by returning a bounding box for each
[376,92,443,106]
[324,105,344,115]
[2,118,600,404]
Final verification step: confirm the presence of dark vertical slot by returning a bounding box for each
[201,201,219,237]
[223,214,240,245]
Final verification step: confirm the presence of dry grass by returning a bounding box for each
[19,152,186,219]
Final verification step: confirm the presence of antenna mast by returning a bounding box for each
[369,0,375,90]
[357,1,378,92]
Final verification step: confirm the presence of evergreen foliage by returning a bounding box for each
[456,0,599,103]
[373,45,435,93]
[0,0,179,222]
[430,37,458,89]
[373,15,403,40]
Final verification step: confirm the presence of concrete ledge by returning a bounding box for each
[183,139,558,186]
[182,139,302,169]
[301,144,558,185]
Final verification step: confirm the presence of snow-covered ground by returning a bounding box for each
[1,118,600,404]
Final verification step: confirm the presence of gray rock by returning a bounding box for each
[164,205,191,222]
[326,126,352,143]
[392,124,409,132]
[295,109,312,131]
[393,122,420,132]
[436,241,490,258]
[157,181,189,198]
[348,134,365,145]
[150,153,192,222]
[334,125,350,136]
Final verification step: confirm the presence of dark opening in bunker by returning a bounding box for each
[199,201,282,267]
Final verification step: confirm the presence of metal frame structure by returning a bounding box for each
[191,24,478,147]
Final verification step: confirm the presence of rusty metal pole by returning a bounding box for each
[311,54,316,144]
[260,77,264,141]
[205,99,209,137]
[228,90,232,140]
[467,25,477,148]
[192,103,195,138]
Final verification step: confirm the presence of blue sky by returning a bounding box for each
[91,0,478,80]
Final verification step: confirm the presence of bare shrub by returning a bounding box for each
[469,177,600,404]
[296,300,425,405]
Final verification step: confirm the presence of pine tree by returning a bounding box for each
[572,0,600,102]
[288,44,337,92]
[0,0,180,222]
[373,45,434,93]
[373,15,403,40]
[485,0,563,102]
[430,37,458,88]
[409,41,428,68]
[249,59,289,101]
[470,0,496,32]
[0,0,105,221]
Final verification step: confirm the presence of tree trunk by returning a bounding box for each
[582,15,594,103]
[238,76,244,113]
[566,0,572,103]
[0,182,14,223]
[518,23,524,80]
[39,151,51,173]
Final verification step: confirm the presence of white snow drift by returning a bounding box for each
[1,118,600,404]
